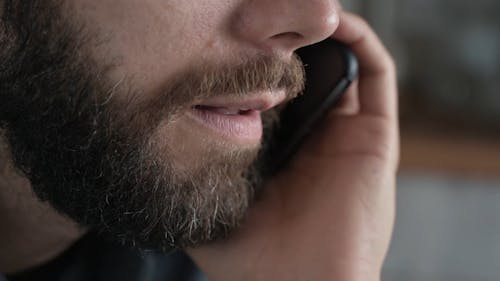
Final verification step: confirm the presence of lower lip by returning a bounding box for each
[188,107,263,143]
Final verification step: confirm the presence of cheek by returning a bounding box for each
[69,0,232,100]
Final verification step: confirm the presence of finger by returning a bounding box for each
[331,80,359,116]
[332,12,398,120]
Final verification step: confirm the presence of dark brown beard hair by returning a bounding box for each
[0,0,305,251]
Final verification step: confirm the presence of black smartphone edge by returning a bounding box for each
[262,40,359,177]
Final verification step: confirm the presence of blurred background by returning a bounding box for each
[341,0,500,280]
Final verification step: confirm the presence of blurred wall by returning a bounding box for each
[384,174,500,281]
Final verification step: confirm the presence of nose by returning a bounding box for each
[232,0,340,56]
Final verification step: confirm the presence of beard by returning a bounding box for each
[0,1,305,251]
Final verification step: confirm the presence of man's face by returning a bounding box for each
[0,0,339,250]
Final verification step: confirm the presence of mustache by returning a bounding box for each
[187,54,305,100]
[119,54,306,124]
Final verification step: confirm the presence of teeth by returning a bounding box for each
[213,107,240,115]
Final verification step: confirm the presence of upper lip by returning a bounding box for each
[194,90,288,112]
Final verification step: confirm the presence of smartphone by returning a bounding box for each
[261,39,359,177]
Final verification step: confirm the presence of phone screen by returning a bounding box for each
[261,39,358,176]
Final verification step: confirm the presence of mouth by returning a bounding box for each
[187,90,287,143]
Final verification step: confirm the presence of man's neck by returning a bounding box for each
[0,156,85,275]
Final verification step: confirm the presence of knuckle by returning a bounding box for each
[350,13,370,29]
[384,54,397,73]
[374,52,397,78]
